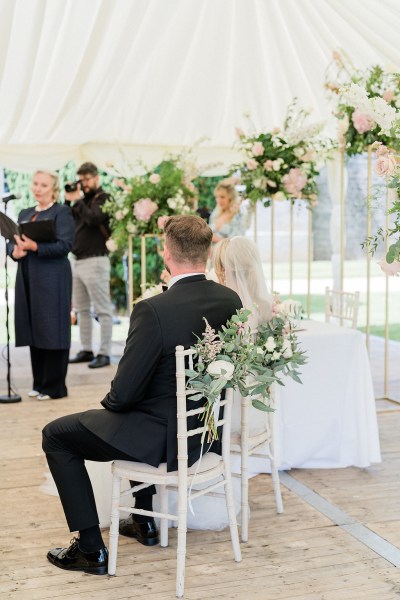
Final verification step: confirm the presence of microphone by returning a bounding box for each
[1,193,22,202]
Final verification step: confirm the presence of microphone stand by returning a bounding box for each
[0,198,21,403]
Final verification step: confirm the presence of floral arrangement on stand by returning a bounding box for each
[103,152,201,251]
[186,305,307,441]
[363,140,400,275]
[326,50,400,155]
[231,100,335,209]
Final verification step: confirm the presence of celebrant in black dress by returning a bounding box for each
[7,170,75,400]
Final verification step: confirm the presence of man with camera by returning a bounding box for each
[65,162,113,369]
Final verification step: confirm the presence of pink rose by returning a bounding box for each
[157,215,169,230]
[375,154,397,178]
[352,109,375,134]
[378,258,400,276]
[251,142,264,157]
[372,141,389,157]
[282,168,307,196]
[246,159,258,171]
[133,198,158,222]
[264,159,273,171]
[149,173,160,184]
[383,89,395,103]
[235,127,245,138]
[115,209,125,221]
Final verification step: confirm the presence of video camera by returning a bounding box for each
[64,181,81,193]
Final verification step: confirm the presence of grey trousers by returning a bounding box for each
[72,256,113,356]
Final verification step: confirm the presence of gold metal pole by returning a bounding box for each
[384,185,390,397]
[307,207,312,318]
[270,198,274,291]
[366,146,372,352]
[141,235,146,292]
[128,234,133,311]
[289,201,293,296]
[340,147,345,325]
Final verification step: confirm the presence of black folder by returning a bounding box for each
[0,211,56,243]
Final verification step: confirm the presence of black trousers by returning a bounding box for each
[42,412,156,532]
[30,346,69,398]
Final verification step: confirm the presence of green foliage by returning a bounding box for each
[186,307,307,441]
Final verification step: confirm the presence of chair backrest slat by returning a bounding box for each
[324,287,360,329]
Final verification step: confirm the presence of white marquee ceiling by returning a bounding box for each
[0,0,399,172]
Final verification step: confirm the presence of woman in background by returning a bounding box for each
[8,170,75,400]
[209,179,246,243]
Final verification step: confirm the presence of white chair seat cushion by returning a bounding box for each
[113,452,223,482]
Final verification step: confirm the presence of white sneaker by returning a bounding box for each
[28,390,40,398]
[37,394,51,401]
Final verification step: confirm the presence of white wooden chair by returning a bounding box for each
[108,346,242,598]
[231,384,283,543]
[324,287,360,329]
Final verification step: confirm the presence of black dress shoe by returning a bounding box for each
[119,516,159,546]
[47,538,108,575]
[88,354,111,369]
[69,350,94,364]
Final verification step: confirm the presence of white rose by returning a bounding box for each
[264,336,276,352]
[207,360,235,380]
[105,238,118,252]
[167,198,177,209]
[281,339,293,358]
[127,223,138,234]
[256,347,264,355]
[272,351,281,360]
[272,158,283,171]
[273,191,285,202]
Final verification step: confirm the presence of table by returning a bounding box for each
[251,319,381,472]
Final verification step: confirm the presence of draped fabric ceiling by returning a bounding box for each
[0,0,400,173]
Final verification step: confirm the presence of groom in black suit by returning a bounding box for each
[42,214,242,574]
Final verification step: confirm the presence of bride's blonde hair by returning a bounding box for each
[213,237,273,327]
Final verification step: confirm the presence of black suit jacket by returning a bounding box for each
[80,275,242,471]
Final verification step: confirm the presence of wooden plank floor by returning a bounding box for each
[1,344,400,599]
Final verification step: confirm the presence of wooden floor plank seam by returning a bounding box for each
[280,472,400,568]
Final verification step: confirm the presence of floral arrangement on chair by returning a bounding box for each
[103,153,201,250]
[231,100,334,208]
[186,306,307,440]
[326,50,400,155]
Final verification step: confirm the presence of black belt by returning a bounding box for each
[75,253,108,260]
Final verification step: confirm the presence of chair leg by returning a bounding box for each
[175,494,187,598]
[269,412,283,514]
[160,485,169,547]
[240,394,249,542]
[224,470,242,563]
[108,474,121,575]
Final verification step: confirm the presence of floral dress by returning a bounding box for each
[209,207,247,239]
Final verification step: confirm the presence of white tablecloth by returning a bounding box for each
[251,319,381,472]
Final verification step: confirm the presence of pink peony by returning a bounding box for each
[352,109,375,134]
[378,258,400,276]
[264,159,273,171]
[246,158,258,171]
[251,142,264,157]
[375,154,397,178]
[149,173,161,184]
[282,168,307,196]
[383,89,395,103]
[157,215,169,230]
[133,198,158,222]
